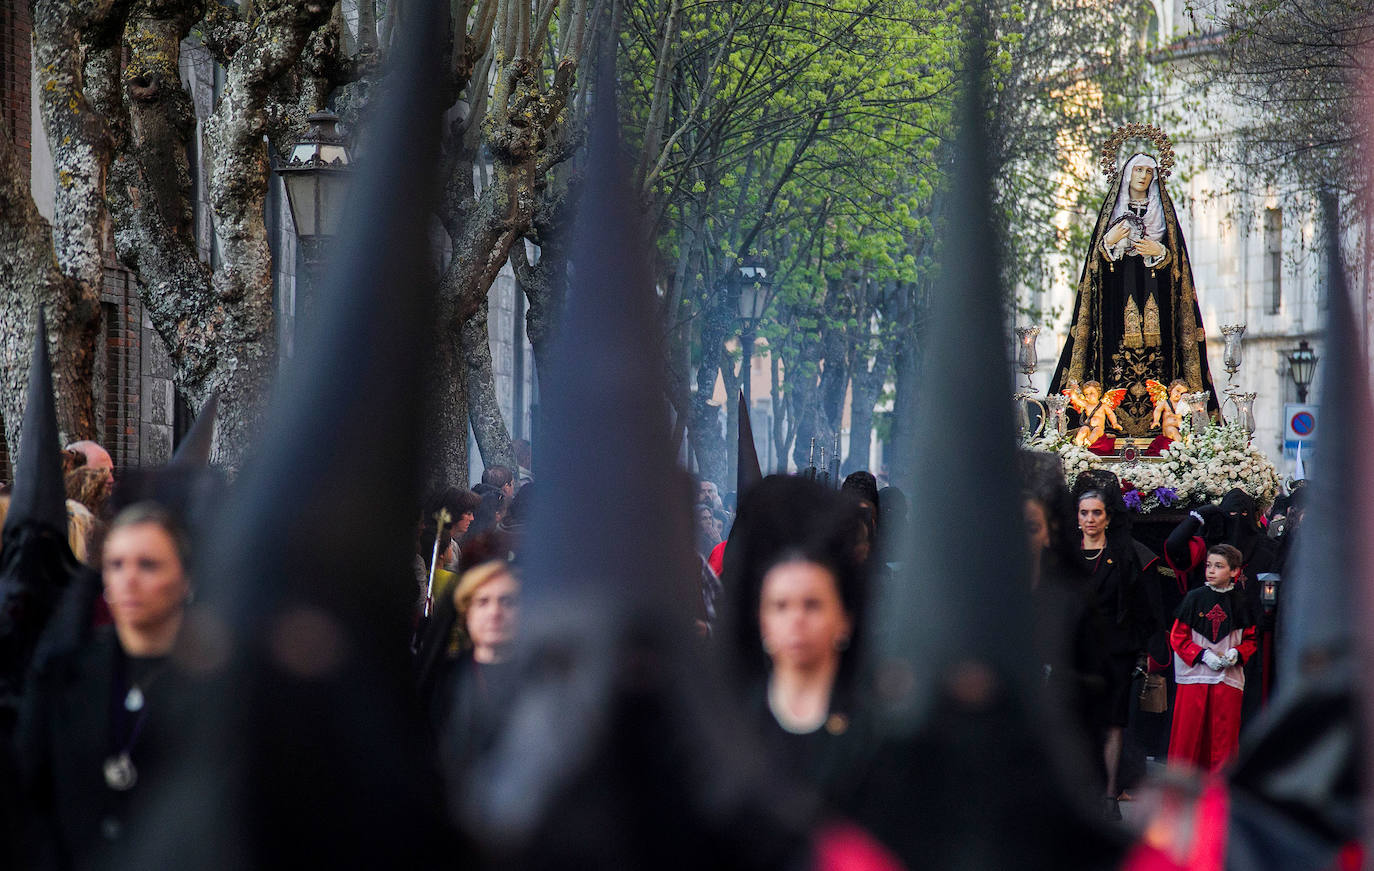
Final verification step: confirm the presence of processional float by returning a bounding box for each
[1015,124,1279,516]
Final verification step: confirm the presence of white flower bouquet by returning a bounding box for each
[1024,422,1279,514]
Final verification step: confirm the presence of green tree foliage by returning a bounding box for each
[613,0,1154,484]
[618,0,959,482]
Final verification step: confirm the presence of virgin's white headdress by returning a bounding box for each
[1109,153,1165,243]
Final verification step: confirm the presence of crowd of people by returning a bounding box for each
[0,419,1313,868]
[1022,462,1301,822]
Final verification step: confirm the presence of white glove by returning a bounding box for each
[1201,650,1226,670]
[1224,648,1240,667]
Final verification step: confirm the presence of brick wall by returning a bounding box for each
[101,265,141,470]
[0,264,170,484]
[98,262,176,472]
[1,0,32,165]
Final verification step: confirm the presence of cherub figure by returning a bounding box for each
[1147,378,1192,442]
[1063,380,1126,447]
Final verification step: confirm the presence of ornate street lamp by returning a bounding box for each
[734,256,772,412]
[274,111,353,315]
[1286,339,1318,403]
[736,256,771,326]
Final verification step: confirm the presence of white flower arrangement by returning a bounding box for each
[1024,422,1279,514]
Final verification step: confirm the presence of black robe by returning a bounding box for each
[746,680,879,821]
[13,629,197,870]
[435,653,517,785]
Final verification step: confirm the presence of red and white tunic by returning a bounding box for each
[1169,582,1257,691]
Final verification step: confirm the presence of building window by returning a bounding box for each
[1264,207,1282,314]
[1137,3,1160,51]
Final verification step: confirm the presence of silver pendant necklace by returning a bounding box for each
[103,753,138,791]
[105,660,165,791]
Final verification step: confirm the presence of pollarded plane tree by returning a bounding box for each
[1,0,588,474]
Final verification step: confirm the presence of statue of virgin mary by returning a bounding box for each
[1049,148,1220,437]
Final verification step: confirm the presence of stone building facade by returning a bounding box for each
[483,264,537,459]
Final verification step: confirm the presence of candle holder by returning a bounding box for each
[1224,390,1258,438]
[1014,326,1040,392]
[1184,391,1211,435]
[1045,393,1068,439]
[1220,324,1246,383]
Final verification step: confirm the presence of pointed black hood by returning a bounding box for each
[107,393,225,561]
[737,389,763,500]
[5,311,67,538]
[859,21,1123,868]
[169,393,218,467]
[0,311,88,721]
[517,39,695,620]
[457,39,810,869]
[120,0,453,865]
[1223,193,1364,867]
[872,25,1034,735]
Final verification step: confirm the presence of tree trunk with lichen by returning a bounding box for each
[0,0,132,450]
[423,295,469,496]
[10,0,582,476]
[512,186,572,419]
[0,122,95,451]
[426,52,581,488]
[434,165,526,481]
[512,241,561,388]
[463,305,515,473]
[845,350,889,476]
[107,0,335,466]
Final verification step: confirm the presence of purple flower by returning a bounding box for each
[1156,487,1178,507]
[1123,489,1143,511]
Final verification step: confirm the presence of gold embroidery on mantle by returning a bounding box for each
[1123,296,1143,349]
[1144,294,1161,347]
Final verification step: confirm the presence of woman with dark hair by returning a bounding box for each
[464,491,508,543]
[721,475,873,817]
[1024,490,1107,737]
[1020,452,1113,815]
[1072,471,1162,819]
[419,488,480,569]
[15,502,199,868]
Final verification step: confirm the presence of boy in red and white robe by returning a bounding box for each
[1168,543,1258,772]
